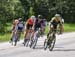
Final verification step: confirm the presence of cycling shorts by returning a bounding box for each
[26,24,33,30]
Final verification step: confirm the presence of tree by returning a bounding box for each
[20,0,31,20]
[0,0,25,33]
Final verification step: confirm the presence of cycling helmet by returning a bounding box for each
[18,18,22,21]
[31,15,36,20]
[55,14,60,17]
[38,15,43,19]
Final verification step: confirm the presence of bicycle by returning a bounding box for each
[44,29,56,51]
[30,28,42,49]
[11,30,21,46]
[23,28,33,47]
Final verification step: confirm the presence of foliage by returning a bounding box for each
[0,0,25,33]
[0,0,75,32]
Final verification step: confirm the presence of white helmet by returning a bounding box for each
[31,16,36,20]
[55,14,60,17]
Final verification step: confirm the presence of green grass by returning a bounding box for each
[45,23,75,34]
[0,23,75,42]
[0,33,11,42]
[64,23,75,32]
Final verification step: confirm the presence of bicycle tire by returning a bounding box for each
[49,37,56,51]
[29,40,33,48]
[14,37,18,46]
[32,39,37,49]
[44,39,47,50]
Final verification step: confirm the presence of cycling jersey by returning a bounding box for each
[26,18,34,29]
[34,19,45,31]
[50,17,62,29]
[27,18,33,26]
[17,22,24,31]
[12,20,19,31]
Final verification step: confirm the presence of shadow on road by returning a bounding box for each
[53,48,75,51]
[34,45,44,50]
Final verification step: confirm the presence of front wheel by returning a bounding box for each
[49,37,56,51]
[32,39,37,49]
[14,37,18,46]
[44,39,48,50]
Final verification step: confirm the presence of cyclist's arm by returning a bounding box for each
[24,20,28,30]
[50,17,55,23]
[13,25,17,34]
[32,19,36,30]
[58,17,64,32]
[49,17,55,27]
[59,17,63,26]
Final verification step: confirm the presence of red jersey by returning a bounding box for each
[27,18,33,25]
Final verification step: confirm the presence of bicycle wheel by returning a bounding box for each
[44,39,47,50]
[11,34,17,46]
[10,38,13,45]
[32,39,38,49]
[14,36,18,46]
[29,38,34,48]
[14,31,21,46]
[10,33,15,45]
[24,32,32,47]
[49,36,56,51]
[24,38,26,46]
[31,31,38,49]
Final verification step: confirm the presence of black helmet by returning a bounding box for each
[18,18,22,21]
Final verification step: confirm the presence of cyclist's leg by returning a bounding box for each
[23,29,28,45]
[15,30,18,42]
[41,26,45,36]
[24,29,28,39]
[24,24,32,43]
[24,24,30,38]
[17,30,21,41]
[47,24,54,38]
[10,30,15,42]
[58,24,64,34]
[47,24,56,45]
[42,26,46,35]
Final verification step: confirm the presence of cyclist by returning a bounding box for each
[41,18,46,35]
[49,14,64,34]
[46,14,64,46]
[10,19,19,42]
[10,18,24,42]
[24,16,36,40]
[15,18,24,41]
[33,15,46,37]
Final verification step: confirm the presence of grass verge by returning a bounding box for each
[0,23,75,42]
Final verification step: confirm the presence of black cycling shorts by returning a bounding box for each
[26,24,33,29]
[34,23,41,31]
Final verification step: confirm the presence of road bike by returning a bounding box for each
[44,29,56,51]
[30,28,43,49]
[11,30,21,46]
[23,28,33,47]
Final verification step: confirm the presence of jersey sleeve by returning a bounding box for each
[50,17,55,24]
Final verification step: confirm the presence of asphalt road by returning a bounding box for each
[0,32,75,57]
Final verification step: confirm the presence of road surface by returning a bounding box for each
[0,32,75,57]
